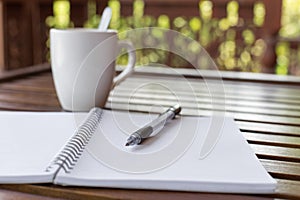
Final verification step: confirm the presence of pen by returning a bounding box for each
[125,104,181,146]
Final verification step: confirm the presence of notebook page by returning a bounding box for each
[55,110,276,194]
[0,111,87,183]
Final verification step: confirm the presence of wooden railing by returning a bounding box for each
[0,1,4,69]
[0,0,108,71]
[0,0,289,74]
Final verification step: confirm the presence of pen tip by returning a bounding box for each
[172,104,181,115]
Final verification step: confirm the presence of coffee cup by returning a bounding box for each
[50,28,135,111]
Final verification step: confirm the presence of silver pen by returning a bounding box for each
[125,104,181,146]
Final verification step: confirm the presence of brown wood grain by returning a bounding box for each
[129,66,300,84]
[122,76,300,100]
[251,144,300,162]
[0,188,64,200]
[0,63,51,82]
[112,88,300,109]
[0,184,274,200]
[243,132,300,148]
[0,1,4,71]
[261,159,300,181]
[275,179,300,199]
[237,122,300,136]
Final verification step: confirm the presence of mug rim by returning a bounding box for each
[50,28,117,34]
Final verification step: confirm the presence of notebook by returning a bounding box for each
[0,108,276,194]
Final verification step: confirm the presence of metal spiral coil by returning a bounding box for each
[45,108,103,173]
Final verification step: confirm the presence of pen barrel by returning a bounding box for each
[126,105,181,146]
[126,125,153,146]
[148,110,175,136]
[134,110,174,140]
[134,126,153,140]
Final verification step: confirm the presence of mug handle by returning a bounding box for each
[112,41,136,88]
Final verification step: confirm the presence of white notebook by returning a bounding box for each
[0,108,276,194]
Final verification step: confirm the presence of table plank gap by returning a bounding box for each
[252,144,300,162]
[243,132,300,148]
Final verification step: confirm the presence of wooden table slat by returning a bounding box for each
[112,89,300,110]
[107,98,300,117]
[0,189,63,200]
[129,66,300,84]
[107,102,300,126]
[261,159,300,181]
[114,86,300,105]
[243,132,300,148]
[127,75,300,98]
[275,179,300,199]
[251,144,300,162]
[117,80,300,104]
[237,121,300,136]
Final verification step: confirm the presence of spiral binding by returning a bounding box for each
[45,107,103,173]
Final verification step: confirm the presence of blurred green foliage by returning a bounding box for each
[45,0,74,60]
[46,0,73,29]
[46,0,300,75]
[276,0,300,75]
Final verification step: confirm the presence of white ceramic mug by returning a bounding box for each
[50,28,135,111]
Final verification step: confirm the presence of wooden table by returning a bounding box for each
[0,63,300,199]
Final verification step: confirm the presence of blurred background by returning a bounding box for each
[0,0,299,75]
